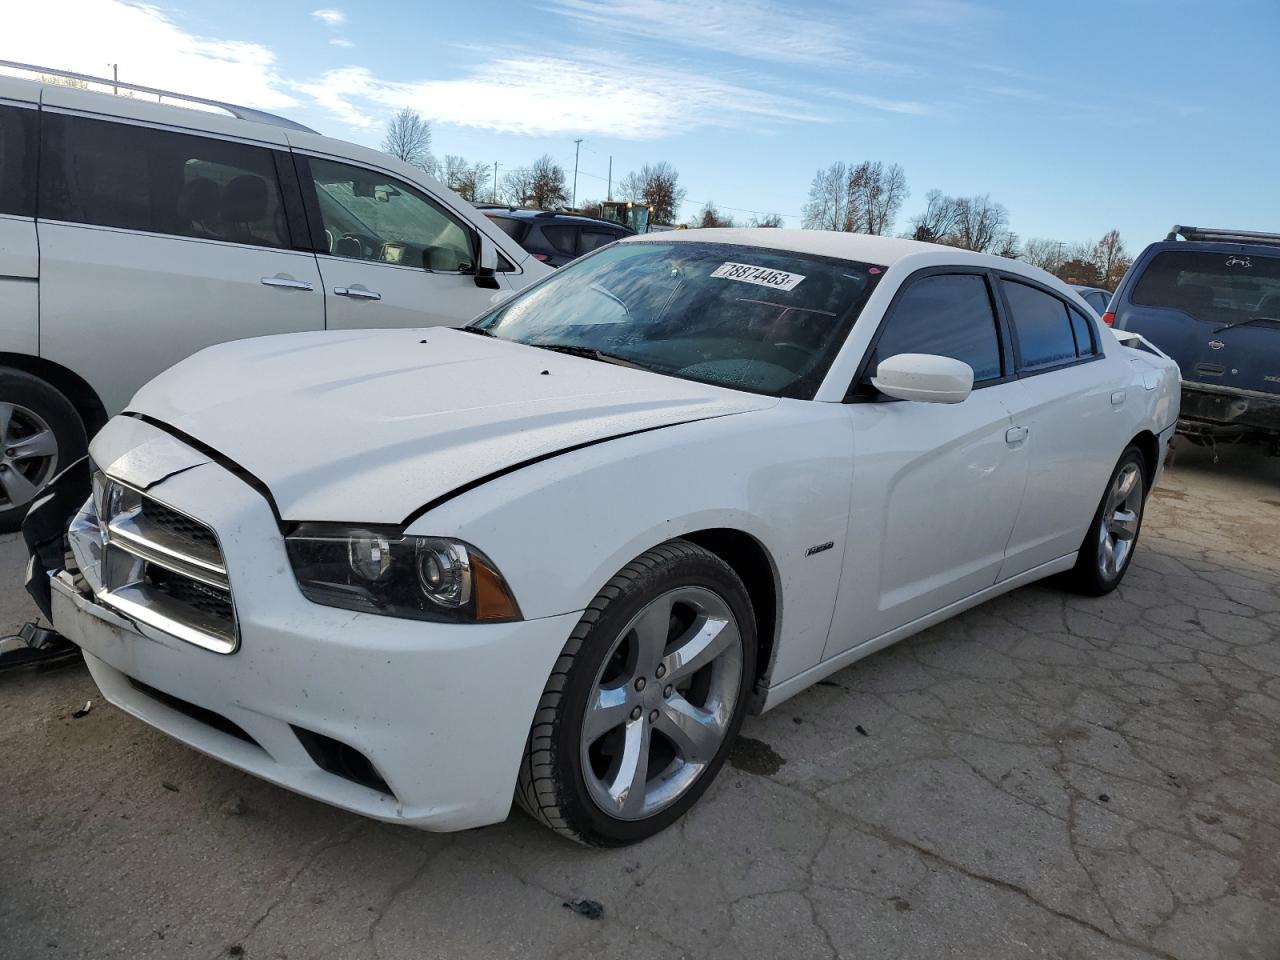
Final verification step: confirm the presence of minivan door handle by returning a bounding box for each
[334,286,382,301]
[1005,425,1029,445]
[260,275,314,291]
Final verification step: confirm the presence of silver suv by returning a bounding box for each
[0,63,549,530]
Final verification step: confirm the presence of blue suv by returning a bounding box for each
[1109,225,1280,454]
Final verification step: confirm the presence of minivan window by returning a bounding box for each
[1002,280,1078,371]
[870,273,1003,382]
[0,104,37,217]
[1131,249,1280,325]
[39,113,289,248]
[308,157,474,271]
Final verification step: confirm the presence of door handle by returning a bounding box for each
[260,275,314,291]
[1111,389,1127,405]
[334,286,382,301]
[1005,425,1028,445]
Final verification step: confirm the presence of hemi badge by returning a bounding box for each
[806,541,835,557]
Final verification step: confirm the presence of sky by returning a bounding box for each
[4,0,1278,249]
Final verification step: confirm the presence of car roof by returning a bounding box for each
[485,209,630,229]
[1071,284,1109,295]
[625,228,1008,268]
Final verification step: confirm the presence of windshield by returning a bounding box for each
[1132,250,1280,327]
[472,241,884,399]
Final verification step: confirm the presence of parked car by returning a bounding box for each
[482,208,634,267]
[1109,225,1280,453]
[27,230,1178,845]
[0,64,550,531]
[1072,284,1112,316]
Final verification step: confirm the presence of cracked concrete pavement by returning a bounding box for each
[2,443,1278,959]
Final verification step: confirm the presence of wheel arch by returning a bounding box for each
[0,353,109,436]
[680,527,781,712]
[1129,429,1159,493]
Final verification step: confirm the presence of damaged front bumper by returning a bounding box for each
[22,455,91,622]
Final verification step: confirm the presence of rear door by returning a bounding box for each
[996,277,1127,577]
[37,112,324,415]
[1119,248,1280,395]
[0,90,38,357]
[298,155,511,329]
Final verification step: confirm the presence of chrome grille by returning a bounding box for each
[68,471,238,654]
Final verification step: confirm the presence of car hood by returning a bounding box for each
[127,328,776,522]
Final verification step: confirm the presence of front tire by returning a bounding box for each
[516,539,756,846]
[0,370,87,533]
[1069,445,1147,596]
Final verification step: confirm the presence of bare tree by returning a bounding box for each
[908,189,960,243]
[994,231,1020,260]
[1093,229,1130,289]
[750,213,785,228]
[529,154,568,209]
[848,161,909,235]
[618,162,686,225]
[441,155,488,202]
[692,201,735,228]
[1021,237,1062,270]
[381,108,435,174]
[501,167,535,206]
[802,161,851,231]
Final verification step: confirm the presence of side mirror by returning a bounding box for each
[474,233,501,290]
[871,353,974,404]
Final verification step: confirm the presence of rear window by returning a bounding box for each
[540,224,577,256]
[486,215,528,243]
[1002,279,1079,371]
[39,113,290,248]
[0,104,37,217]
[1131,250,1280,325]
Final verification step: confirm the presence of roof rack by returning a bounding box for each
[1166,225,1280,246]
[0,60,317,134]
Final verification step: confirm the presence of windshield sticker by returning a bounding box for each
[1225,256,1252,268]
[710,262,806,291]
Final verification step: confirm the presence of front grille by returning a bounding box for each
[69,472,239,654]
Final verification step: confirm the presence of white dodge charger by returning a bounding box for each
[26,230,1179,845]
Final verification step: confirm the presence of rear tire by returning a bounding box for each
[515,539,756,846]
[0,370,87,534]
[1068,445,1147,596]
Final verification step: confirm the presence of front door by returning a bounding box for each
[36,113,324,416]
[301,156,509,330]
[825,271,1029,658]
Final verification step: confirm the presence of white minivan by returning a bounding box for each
[0,63,550,530]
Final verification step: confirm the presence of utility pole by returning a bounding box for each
[108,63,118,96]
[571,138,583,208]
[1055,240,1065,272]
[492,161,499,203]
[607,155,612,201]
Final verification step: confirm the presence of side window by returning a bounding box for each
[308,157,474,271]
[869,273,1003,384]
[1069,306,1099,357]
[39,113,288,247]
[487,216,528,243]
[0,104,37,217]
[1002,280,1079,371]
[540,224,577,257]
[579,230,622,254]
[1089,291,1109,313]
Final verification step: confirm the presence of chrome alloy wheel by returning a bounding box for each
[0,402,59,510]
[1098,461,1143,580]
[580,586,744,821]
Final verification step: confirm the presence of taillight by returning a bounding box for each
[1102,311,1116,326]
[531,253,550,262]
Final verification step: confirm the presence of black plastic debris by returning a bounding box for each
[855,724,869,737]
[162,782,180,793]
[562,898,604,920]
[71,700,92,719]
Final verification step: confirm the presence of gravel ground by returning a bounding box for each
[2,443,1278,960]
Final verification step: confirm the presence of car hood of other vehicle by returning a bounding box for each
[125,328,777,523]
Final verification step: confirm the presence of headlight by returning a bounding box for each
[285,524,520,623]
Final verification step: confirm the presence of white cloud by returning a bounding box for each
[0,0,297,110]
[330,37,354,48]
[295,53,823,138]
[545,0,845,65]
[312,8,346,27]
